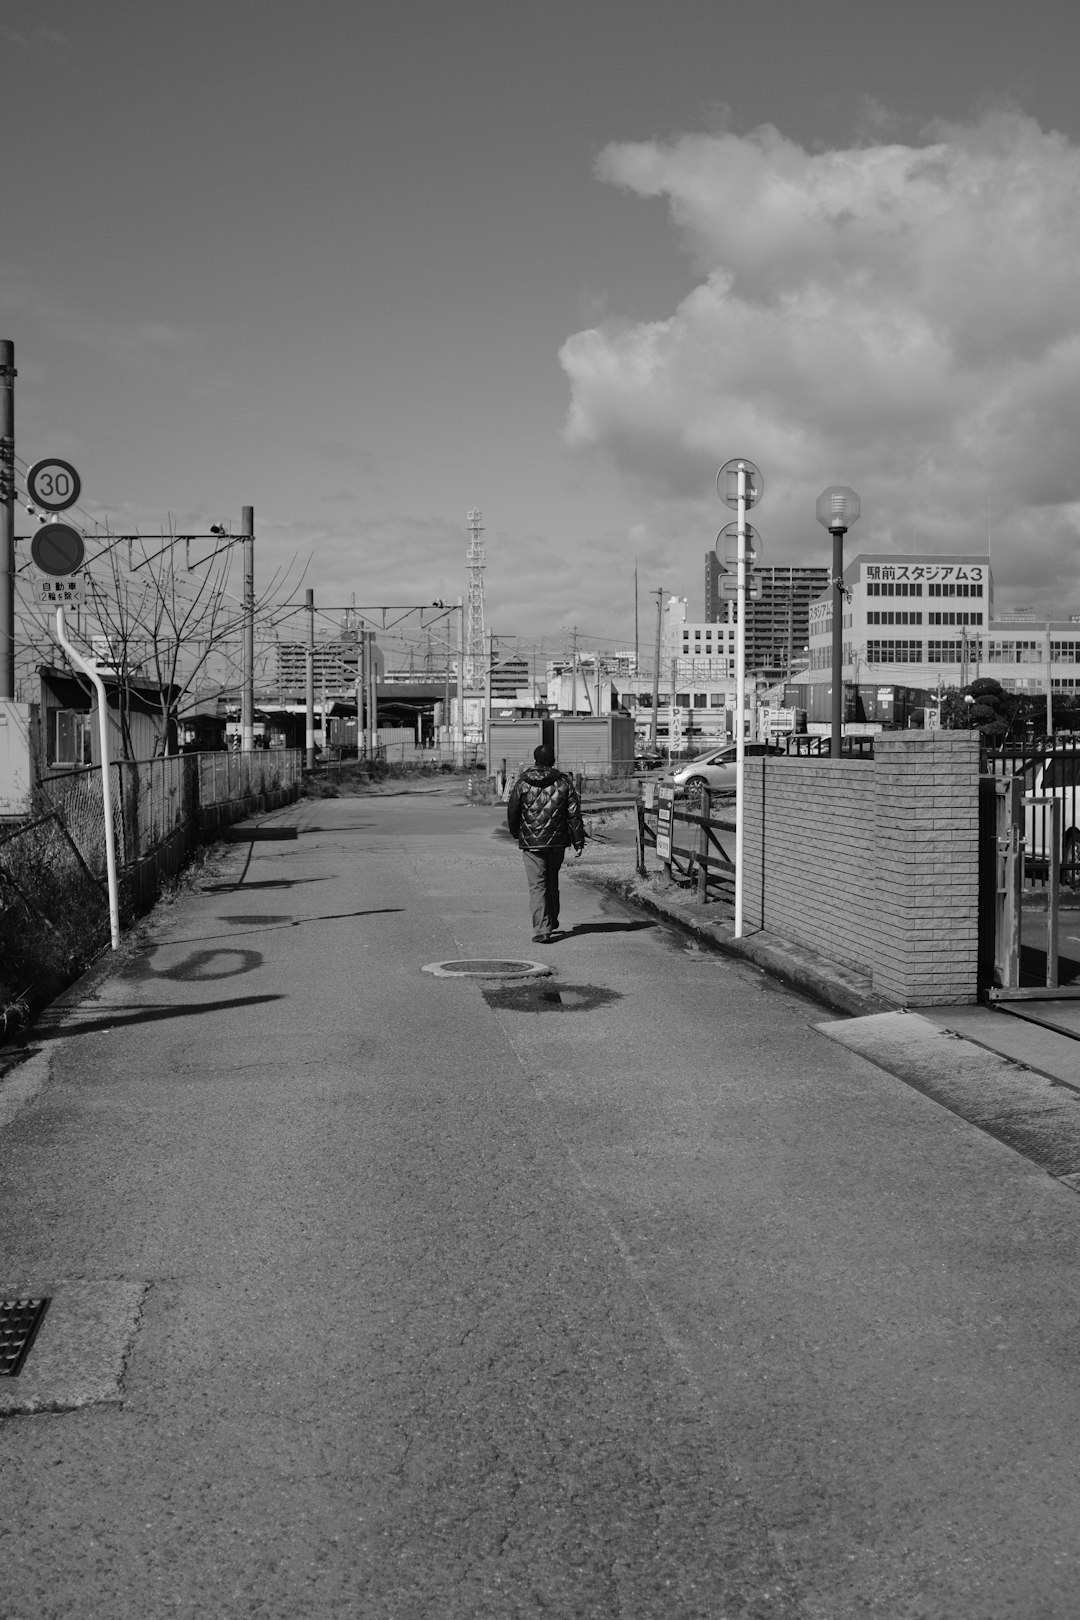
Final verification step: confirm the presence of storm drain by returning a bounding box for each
[422,959,552,980]
[0,1297,50,1377]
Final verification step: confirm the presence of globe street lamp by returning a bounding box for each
[816,486,860,759]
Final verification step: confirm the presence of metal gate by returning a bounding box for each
[982,743,1080,1000]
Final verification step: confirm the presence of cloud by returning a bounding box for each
[560,111,1080,607]
[0,24,70,51]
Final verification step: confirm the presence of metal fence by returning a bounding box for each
[983,742,1080,887]
[29,749,302,883]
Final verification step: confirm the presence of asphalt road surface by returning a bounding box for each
[3,785,1080,1618]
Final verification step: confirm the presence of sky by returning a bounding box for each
[6,0,1080,665]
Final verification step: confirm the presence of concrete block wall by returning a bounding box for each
[741,731,981,1005]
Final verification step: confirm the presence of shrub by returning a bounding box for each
[0,811,111,1031]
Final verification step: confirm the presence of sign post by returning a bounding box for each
[656,783,674,869]
[52,608,119,950]
[31,473,120,951]
[717,459,764,940]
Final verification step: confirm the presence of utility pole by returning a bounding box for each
[305,587,315,771]
[0,340,15,698]
[485,630,494,768]
[570,626,578,715]
[455,595,464,767]
[650,590,662,750]
[368,628,378,758]
[241,505,254,752]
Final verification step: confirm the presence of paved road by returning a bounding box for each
[3,786,1080,1617]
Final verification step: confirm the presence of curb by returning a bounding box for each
[574,869,895,1020]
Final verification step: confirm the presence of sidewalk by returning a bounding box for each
[574,804,1080,1187]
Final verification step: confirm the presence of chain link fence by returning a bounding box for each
[0,749,302,1022]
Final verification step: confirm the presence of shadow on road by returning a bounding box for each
[200,877,326,893]
[174,908,405,944]
[123,945,267,982]
[27,993,285,1040]
[481,981,622,1014]
[559,920,657,937]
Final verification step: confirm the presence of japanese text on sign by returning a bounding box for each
[38,576,84,605]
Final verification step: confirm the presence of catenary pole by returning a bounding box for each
[241,505,254,752]
[305,587,315,770]
[0,340,15,698]
[650,590,662,751]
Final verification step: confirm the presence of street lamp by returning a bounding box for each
[815,486,860,759]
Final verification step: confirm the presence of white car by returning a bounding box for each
[1019,750,1080,881]
[669,742,781,803]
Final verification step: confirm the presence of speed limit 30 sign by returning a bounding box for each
[27,458,81,512]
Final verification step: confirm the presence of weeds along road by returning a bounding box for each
[2,785,1080,1618]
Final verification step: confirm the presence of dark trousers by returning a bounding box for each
[522,847,565,933]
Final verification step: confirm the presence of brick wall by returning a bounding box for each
[742,731,981,1005]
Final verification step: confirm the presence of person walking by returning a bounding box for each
[506,744,585,942]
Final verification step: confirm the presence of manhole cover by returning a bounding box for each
[422,959,552,979]
[1,1296,50,1377]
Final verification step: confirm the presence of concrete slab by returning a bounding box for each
[0,1279,147,1415]
[818,1010,1080,1181]
[917,1003,1080,1088]
[996,998,1080,1041]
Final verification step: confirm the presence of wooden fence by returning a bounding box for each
[637,788,736,903]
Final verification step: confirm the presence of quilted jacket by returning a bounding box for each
[506,767,585,851]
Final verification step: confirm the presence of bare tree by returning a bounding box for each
[19,525,305,760]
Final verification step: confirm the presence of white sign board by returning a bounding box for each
[38,575,84,605]
[656,786,674,861]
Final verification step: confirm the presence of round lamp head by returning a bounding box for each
[815,486,860,531]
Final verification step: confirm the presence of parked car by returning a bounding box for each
[669,742,782,804]
[1018,749,1080,883]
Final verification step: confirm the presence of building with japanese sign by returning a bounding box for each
[804,553,1080,706]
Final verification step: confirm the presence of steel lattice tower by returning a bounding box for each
[463,507,486,693]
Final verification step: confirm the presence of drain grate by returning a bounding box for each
[422,958,551,980]
[0,1297,50,1377]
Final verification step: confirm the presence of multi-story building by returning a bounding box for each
[273,634,364,699]
[804,552,1080,702]
[704,555,829,677]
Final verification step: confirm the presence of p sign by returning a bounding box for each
[27,458,81,512]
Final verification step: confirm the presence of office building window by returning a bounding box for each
[867,640,923,663]
[867,611,922,626]
[928,640,965,661]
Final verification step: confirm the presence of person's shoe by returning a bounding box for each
[532,930,552,943]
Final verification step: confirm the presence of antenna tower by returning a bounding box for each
[464,506,486,692]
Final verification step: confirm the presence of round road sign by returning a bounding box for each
[27,458,81,512]
[31,522,85,576]
[716,523,764,566]
[717,458,764,510]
